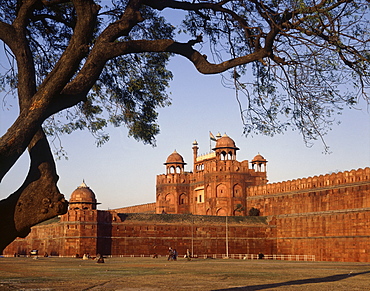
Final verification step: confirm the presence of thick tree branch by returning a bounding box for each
[58,34,268,107]
[0,21,16,46]
[107,39,269,74]
[97,0,144,42]
[36,0,100,95]
[0,128,68,252]
[0,0,100,182]
[57,0,146,98]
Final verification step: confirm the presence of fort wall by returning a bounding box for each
[247,168,370,216]
[107,214,276,256]
[3,164,369,262]
[274,210,370,262]
[245,168,370,263]
[3,217,64,257]
[4,214,276,258]
[248,168,369,198]
[112,202,156,214]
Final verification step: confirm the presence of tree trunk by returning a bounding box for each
[0,128,68,253]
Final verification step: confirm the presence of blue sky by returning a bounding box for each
[1,6,370,209]
[1,53,369,210]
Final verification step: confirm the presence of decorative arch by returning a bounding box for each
[220,151,226,160]
[216,184,227,198]
[179,193,187,205]
[227,151,233,160]
[206,185,212,198]
[165,193,174,204]
[219,150,236,160]
[233,184,243,197]
[166,164,184,174]
[206,208,212,216]
[216,208,227,216]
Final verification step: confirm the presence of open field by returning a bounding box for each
[0,256,369,290]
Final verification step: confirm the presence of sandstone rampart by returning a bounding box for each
[112,202,156,214]
[248,168,369,197]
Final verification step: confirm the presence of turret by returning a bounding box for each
[251,154,268,172]
[164,150,186,174]
[192,140,199,172]
[69,181,99,210]
[212,134,239,160]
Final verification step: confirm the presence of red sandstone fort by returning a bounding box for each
[3,134,370,262]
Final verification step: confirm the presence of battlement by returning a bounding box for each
[156,172,192,184]
[112,203,156,214]
[248,167,370,197]
[196,152,216,162]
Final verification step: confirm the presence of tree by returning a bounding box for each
[249,207,260,216]
[0,0,369,252]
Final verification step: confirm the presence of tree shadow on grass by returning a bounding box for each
[215,270,370,291]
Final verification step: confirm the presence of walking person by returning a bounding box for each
[185,248,192,261]
[173,249,178,261]
[168,247,173,261]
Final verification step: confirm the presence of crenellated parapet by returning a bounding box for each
[156,172,192,185]
[196,152,216,162]
[112,203,156,214]
[248,167,370,197]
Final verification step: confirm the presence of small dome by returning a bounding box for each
[252,154,267,162]
[213,134,239,150]
[164,150,186,165]
[70,182,97,204]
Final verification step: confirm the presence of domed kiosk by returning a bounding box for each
[212,134,239,160]
[164,150,186,174]
[251,154,268,172]
[69,181,99,210]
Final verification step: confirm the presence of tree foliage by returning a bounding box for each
[0,0,369,251]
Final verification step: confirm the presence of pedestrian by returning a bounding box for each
[173,249,178,261]
[168,247,173,261]
[185,248,191,261]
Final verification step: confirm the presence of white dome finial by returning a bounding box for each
[79,180,88,188]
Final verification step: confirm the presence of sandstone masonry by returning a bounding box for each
[3,134,369,262]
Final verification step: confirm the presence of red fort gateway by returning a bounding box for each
[4,134,370,262]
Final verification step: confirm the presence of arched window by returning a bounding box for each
[228,151,233,160]
[179,194,187,205]
[233,184,243,197]
[216,184,227,198]
[220,151,227,160]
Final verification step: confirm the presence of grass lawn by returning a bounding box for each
[0,256,369,290]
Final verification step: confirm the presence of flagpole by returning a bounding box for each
[209,131,217,152]
[225,215,229,259]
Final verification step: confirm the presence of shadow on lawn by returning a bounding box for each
[215,270,370,291]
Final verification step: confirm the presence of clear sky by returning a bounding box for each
[1,9,370,210]
[1,54,369,210]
